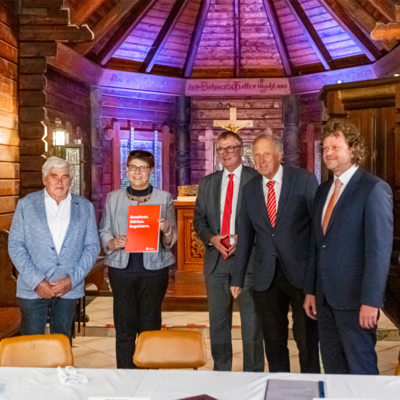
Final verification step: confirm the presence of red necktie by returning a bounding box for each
[267,180,277,227]
[221,174,234,251]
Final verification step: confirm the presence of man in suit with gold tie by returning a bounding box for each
[304,119,393,374]
[194,130,264,372]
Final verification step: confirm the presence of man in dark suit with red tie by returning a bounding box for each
[304,119,393,374]
[231,133,320,373]
[194,130,264,372]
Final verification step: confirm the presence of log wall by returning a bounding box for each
[190,96,284,183]
[100,88,178,203]
[0,0,19,230]
[44,67,91,199]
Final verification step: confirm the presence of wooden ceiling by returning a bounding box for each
[66,0,399,78]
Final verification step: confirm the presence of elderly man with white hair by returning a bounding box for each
[8,156,100,338]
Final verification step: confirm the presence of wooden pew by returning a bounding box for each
[0,230,21,339]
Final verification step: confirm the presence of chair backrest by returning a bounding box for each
[133,330,207,369]
[395,363,400,376]
[0,334,74,368]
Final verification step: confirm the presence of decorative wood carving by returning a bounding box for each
[175,201,204,283]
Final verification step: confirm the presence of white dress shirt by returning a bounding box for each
[44,189,72,255]
[322,164,359,223]
[220,164,242,244]
[262,164,283,211]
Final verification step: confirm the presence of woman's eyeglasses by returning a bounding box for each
[127,165,150,172]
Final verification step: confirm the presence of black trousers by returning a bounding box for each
[254,262,320,373]
[318,296,378,375]
[108,268,169,369]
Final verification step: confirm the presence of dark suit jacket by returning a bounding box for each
[304,168,393,310]
[193,165,259,276]
[232,166,318,291]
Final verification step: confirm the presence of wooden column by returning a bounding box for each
[282,95,300,167]
[90,87,103,222]
[176,96,191,186]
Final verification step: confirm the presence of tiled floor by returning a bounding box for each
[75,296,400,374]
[72,335,400,374]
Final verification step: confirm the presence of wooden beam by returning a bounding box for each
[234,0,241,78]
[373,42,400,77]
[336,0,395,52]
[319,0,382,61]
[94,0,156,66]
[139,0,189,74]
[19,25,94,42]
[262,0,293,77]
[47,43,103,86]
[285,0,332,70]
[69,0,108,26]
[74,0,140,56]
[183,0,211,79]
[368,0,396,21]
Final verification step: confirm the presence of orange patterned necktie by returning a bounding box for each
[322,179,343,235]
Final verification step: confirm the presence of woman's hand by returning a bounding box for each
[158,218,171,234]
[107,235,126,251]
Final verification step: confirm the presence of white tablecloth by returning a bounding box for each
[0,368,399,400]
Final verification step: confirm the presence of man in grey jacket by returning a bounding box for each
[193,131,264,372]
[8,157,100,338]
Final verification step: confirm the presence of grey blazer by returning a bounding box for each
[99,188,177,270]
[193,165,259,276]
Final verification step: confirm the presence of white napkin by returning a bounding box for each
[57,366,89,385]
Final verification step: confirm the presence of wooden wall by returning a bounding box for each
[44,67,92,200]
[0,0,18,230]
[190,96,284,183]
[299,93,323,173]
[100,88,177,202]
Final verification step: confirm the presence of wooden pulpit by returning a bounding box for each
[174,201,205,283]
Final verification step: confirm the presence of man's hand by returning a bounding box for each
[35,280,56,299]
[227,234,238,256]
[230,286,241,299]
[51,276,72,297]
[303,294,317,320]
[359,305,379,329]
[210,235,229,259]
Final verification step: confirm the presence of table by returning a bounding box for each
[0,368,399,400]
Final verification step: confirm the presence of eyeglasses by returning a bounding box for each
[127,165,150,172]
[216,145,241,155]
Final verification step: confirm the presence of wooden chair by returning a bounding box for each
[395,363,400,375]
[133,330,207,369]
[0,334,74,368]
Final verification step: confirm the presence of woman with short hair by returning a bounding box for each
[99,150,177,369]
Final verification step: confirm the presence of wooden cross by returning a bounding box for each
[213,107,253,133]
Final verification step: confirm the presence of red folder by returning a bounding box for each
[125,205,161,253]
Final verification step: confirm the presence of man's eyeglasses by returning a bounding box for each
[215,145,241,155]
[127,165,150,172]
